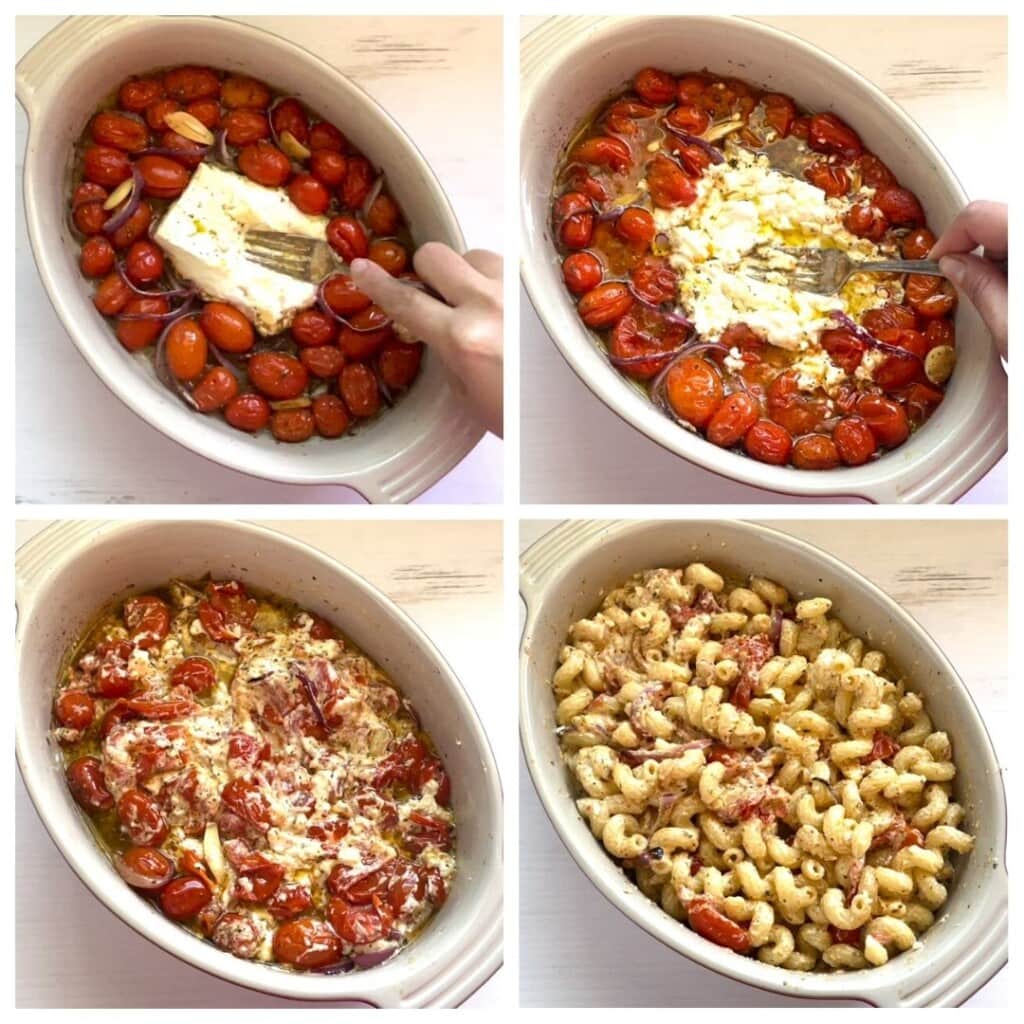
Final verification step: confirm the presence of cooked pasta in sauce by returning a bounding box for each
[53,578,453,971]
[552,562,972,971]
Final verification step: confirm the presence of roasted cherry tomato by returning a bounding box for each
[67,756,113,812]
[271,408,316,443]
[224,393,272,433]
[339,363,381,418]
[200,302,255,353]
[706,391,759,448]
[55,690,96,730]
[237,142,291,188]
[165,318,208,382]
[117,789,169,846]
[117,296,169,351]
[577,282,634,328]
[562,252,603,295]
[327,215,369,262]
[192,367,239,412]
[160,875,213,921]
[665,357,724,428]
[123,594,170,649]
[247,352,309,400]
[171,656,217,694]
[272,918,342,968]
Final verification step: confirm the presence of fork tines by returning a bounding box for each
[246,229,319,255]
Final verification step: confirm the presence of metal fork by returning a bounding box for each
[243,229,343,282]
[743,247,944,295]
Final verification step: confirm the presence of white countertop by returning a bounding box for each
[520,15,1008,504]
[518,518,1008,1007]
[15,15,503,504]
[15,519,509,1007]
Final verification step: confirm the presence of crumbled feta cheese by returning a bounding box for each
[653,148,900,351]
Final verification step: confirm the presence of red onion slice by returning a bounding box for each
[115,852,174,890]
[607,341,689,368]
[829,310,923,364]
[660,121,725,164]
[116,261,194,301]
[620,740,713,765]
[102,165,145,236]
[625,284,693,329]
[351,946,399,970]
[213,128,234,169]
[154,312,201,411]
[316,278,393,331]
[595,205,626,223]
[360,174,385,221]
[120,296,196,322]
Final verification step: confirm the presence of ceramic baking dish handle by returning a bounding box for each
[520,520,617,618]
[15,522,100,628]
[862,385,1007,504]
[362,890,501,1006]
[345,404,484,504]
[870,865,1008,1007]
[16,16,143,119]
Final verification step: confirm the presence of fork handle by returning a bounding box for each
[856,258,944,276]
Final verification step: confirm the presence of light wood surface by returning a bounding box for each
[15,519,508,1007]
[15,15,503,505]
[520,15,1008,505]
[518,518,1007,1007]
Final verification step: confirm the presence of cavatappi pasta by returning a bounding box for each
[551,563,973,971]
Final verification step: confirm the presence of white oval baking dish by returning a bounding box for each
[16,16,485,504]
[520,16,1007,504]
[519,519,1006,1006]
[16,521,502,1007]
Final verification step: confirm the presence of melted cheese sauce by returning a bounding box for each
[53,579,454,969]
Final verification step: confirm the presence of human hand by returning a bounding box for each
[350,244,503,437]
[930,201,1007,357]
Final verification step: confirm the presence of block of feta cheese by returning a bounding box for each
[153,162,329,336]
[652,148,901,355]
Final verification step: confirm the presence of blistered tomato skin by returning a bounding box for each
[550,66,953,468]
